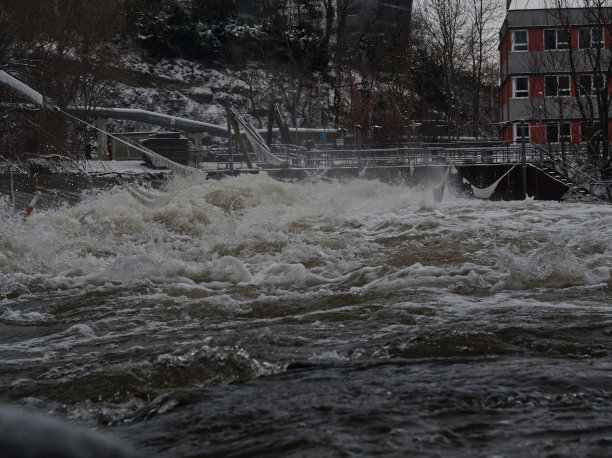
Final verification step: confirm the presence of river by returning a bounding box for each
[1,172,611,457]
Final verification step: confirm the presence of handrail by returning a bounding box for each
[190,142,609,193]
[525,142,600,186]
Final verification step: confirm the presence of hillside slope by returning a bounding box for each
[104,41,327,142]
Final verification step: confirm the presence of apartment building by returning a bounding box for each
[499,7,612,146]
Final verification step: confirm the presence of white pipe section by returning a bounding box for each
[0,70,45,107]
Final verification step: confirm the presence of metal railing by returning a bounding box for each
[191,143,533,170]
[268,143,534,168]
[527,141,602,191]
[189,142,609,193]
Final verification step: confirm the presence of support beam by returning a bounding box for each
[273,104,294,145]
[226,97,233,172]
[189,132,208,151]
[231,118,254,169]
[267,104,275,146]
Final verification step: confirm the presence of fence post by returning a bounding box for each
[539,145,543,167]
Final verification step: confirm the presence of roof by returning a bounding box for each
[500,6,612,36]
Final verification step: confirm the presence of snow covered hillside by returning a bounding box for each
[107,41,327,141]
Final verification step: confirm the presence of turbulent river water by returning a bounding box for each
[1,172,611,457]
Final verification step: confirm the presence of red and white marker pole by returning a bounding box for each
[23,191,41,222]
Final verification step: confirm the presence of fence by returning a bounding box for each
[196,142,541,169]
[192,141,608,191]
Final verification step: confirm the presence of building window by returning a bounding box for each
[578,74,605,95]
[545,75,570,97]
[512,30,528,51]
[513,77,529,98]
[581,121,593,142]
[579,28,604,49]
[514,123,530,142]
[544,29,570,50]
[581,121,601,142]
[546,122,571,143]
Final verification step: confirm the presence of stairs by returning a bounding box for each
[536,164,592,199]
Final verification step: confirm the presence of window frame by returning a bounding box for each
[578,74,605,95]
[546,122,571,144]
[545,75,571,97]
[514,123,530,143]
[560,122,572,143]
[512,30,528,52]
[580,121,593,142]
[580,120,602,142]
[513,76,529,98]
[544,29,570,50]
[579,27,604,49]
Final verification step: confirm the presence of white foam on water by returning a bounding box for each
[3,172,612,438]
[492,241,610,292]
[0,308,55,324]
[155,344,284,379]
[308,350,350,361]
[0,173,610,299]
[208,255,253,284]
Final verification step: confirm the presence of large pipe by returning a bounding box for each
[0,70,45,107]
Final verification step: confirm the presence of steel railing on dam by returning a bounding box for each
[204,142,604,192]
[200,143,547,170]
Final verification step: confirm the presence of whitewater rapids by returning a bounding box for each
[1,173,611,457]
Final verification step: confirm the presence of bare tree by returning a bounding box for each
[545,0,612,185]
[320,0,337,52]
[1,0,125,157]
[421,0,469,139]
[328,0,354,129]
[465,0,504,138]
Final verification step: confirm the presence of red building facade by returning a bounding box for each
[499,7,612,146]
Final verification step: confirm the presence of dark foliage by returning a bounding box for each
[129,1,224,60]
[124,0,327,70]
[191,0,236,23]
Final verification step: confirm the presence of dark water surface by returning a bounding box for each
[1,173,611,457]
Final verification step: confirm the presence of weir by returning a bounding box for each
[256,143,601,201]
[0,70,606,202]
[77,105,605,201]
